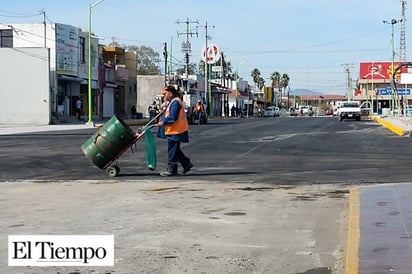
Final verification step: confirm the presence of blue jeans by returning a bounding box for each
[167,139,191,174]
[198,112,203,125]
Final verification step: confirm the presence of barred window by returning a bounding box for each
[0,29,13,48]
[79,36,85,63]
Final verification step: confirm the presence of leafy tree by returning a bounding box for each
[198,53,233,80]
[198,60,206,76]
[218,53,233,80]
[176,62,198,75]
[126,45,161,75]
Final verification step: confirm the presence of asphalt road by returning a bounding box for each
[1,116,411,274]
[0,116,411,184]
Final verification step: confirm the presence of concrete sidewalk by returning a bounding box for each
[345,115,412,273]
[346,183,412,274]
[0,117,150,135]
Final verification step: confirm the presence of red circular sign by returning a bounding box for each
[201,44,220,64]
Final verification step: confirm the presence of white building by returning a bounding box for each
[0,23,99,124]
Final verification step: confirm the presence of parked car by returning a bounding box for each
[404,106,412,116]
[263,106,280,117]
[298,106,313,116]
[289,107,298,116]
[325,108,333,116]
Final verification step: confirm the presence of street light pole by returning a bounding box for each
[235,66,238,108]
[88,0,104,124]
[201,21,214,116]
[235,60,246,111]
[383,19,401,114]
[204,22,208,113]
[371,62,374,114]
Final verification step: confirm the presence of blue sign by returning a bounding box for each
[376,87,410,96]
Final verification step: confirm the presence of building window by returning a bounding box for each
[0,29,13,48]
[79,36,85,63]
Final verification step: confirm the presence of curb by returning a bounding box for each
[345,188,360,274]
[370,116,407,136]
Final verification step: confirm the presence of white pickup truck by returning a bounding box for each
[338,101,361,121]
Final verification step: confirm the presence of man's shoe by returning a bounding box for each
[183,162,194,174]
[160,171,177,177]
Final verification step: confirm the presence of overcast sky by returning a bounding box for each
[0,0,408,94]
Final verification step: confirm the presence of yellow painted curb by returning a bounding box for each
[345,188,360,274]
[370,116,406,136]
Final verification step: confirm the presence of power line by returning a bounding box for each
[0,9,42,18]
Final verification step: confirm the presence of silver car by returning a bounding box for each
[263,106,280,117]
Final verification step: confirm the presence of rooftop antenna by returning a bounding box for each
[111,37,119,46]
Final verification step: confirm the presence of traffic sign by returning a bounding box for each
[201,44,220,64]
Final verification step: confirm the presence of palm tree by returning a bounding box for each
[271,71,281,88]
[280,73,290,107]
[257,77,265,89]
[251,68,261,89]
[280,73,290,89]
[271,71,281,106]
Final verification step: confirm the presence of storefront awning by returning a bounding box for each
[58,74,84,83]
[212,87,231,94]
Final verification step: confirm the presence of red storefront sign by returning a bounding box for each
[359,62,407,80]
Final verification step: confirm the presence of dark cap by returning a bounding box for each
[165,85,179,95]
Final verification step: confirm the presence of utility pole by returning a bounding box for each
[400,0,407,61]
[176,18,198,92]
[342,63,354,101]
[163,42,167,86]
[198,21,215,115]
[383,19,402,112]
[40,9,46,47]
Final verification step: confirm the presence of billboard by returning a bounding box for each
[359,62,407,80]
[56,23,78,75]
[263,87,272,103]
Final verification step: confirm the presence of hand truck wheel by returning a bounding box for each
[106,166,120,177]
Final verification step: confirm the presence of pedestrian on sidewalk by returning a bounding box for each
[131,105,137,119]
[156,85,193,177]
[148,101,159,124]
[75,97,83,121]
[194,99,205,125]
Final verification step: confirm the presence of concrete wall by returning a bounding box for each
[0,48,50,125]
[11,24,56,71]
[136,75,165,117]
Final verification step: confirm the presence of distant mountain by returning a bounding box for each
[289,89,323,95]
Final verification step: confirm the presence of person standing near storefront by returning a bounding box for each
[75,97,83,121]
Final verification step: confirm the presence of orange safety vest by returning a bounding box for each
[165,97,189,135]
